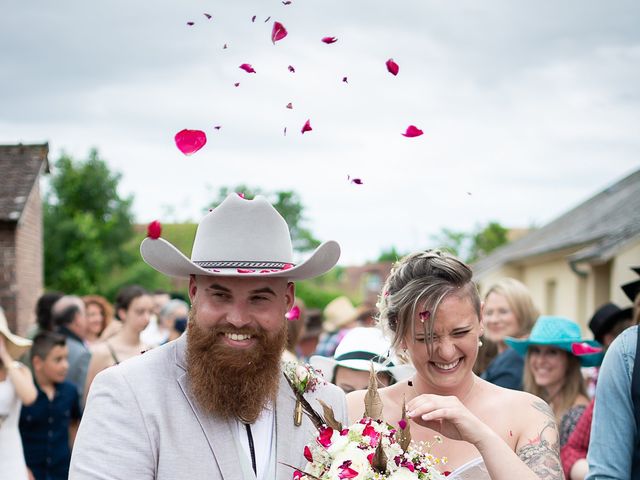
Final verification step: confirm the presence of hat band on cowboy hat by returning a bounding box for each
[505,315,604,368]
[140,193,340,281]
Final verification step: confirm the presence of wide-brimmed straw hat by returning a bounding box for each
[141,193,340,280]
[322,296,358,333]
[310,327,415,383]
[505,315,604,367]
[588,303,633,344]
[0,308,32,360]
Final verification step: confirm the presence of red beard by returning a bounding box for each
[186,308,287,423]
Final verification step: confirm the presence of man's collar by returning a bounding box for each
[58,325,84,344]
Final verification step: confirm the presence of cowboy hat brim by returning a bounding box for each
[0,330,32,360]
[504,337,604,367]
[141,237,340,281]
[309,355,415,384]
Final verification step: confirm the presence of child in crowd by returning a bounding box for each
[19,331,81,480]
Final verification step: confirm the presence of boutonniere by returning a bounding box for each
[283,362,327,427]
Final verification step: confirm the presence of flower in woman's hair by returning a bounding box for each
[418,311,430,323]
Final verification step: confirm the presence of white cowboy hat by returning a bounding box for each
[140,193,340,280]
[310,327,415,383]
[0,307,32,360]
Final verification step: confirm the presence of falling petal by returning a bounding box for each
[146,221,162,239]
[301,119,312,134]
[350,177,363,185]
[283,127,287,136]
[264,16,271,22]
[419,310,431,323]
[174,129,207,155]
[237,269,256,274]
[402,125,423,137]
[288,65,295,73]
[399,419,407,430]
[271,21,288,43]
[251,15,256,22]
[283,0,292,4]
[386,58,399,76]
[203,13,212,19]
[214,125,222,130]
[223,43,228,49]
[285,305,301,321]
[234,82,240,87]
[239,63,256,73]
[321,36,338,44]
[186,21,195,26]
[237,193,245,198]
[282,263,294,270]
[342,76,348,83]
[286,102,293,109]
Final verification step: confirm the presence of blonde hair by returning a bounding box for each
[377,250,481,354]
[484,278,538,337]
[523,351,587,422]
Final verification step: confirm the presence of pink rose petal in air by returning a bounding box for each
[146,221,162,239]
[264,16,271,23]
[342,76,348,83]
[301,119,312,134]
[285,306,301,321]
[214,125,221,130]
[283,0,292,4]
[174,129,207,155]
[348,175,363,185]
[271,21,288,43]
[402,125,423,137]
[303,445,312,462]
[186,21,195,26]
[283,127,287,136]
[234,82,240,87]
[286,103,293,109]
[251,15,257,22]
[288,65,295,73]
[223,43,228,49]
[239,63,256,73]
[386,58,399,76]
[398,419,407,430]
[203,13,212,19]
[293,471,303,480]
[321,36,338,44]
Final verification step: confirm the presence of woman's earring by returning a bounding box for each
[478,340,483,347]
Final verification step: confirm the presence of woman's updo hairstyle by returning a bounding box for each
[377,249,480,352]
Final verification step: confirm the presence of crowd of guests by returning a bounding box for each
[0,261,639,479]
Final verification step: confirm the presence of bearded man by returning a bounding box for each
[70,194,347,479]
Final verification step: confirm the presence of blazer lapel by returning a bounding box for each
[275,375,316,480]
[175,336,243,480]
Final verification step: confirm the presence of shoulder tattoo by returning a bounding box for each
[515,400,562,479]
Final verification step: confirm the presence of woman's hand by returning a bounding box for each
[406,394,495,446]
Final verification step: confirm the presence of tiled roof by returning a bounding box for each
[0,143,49,222]
[473,168,640,277]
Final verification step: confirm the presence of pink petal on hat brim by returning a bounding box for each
[140,237,340,281]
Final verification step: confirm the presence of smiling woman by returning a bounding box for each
[345,250,564,479]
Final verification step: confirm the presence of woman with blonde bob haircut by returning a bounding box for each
[346,250,562,479]
[481,278,539,390]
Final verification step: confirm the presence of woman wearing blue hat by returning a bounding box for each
[505,316,604,448]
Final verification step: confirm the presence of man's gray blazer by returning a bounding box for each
[69,334,347,479]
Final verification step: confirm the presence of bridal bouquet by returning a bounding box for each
[285,365,447,480]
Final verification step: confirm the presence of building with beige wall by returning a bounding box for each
[473,168,640,336]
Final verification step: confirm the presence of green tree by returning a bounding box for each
[376,247,405,263]
[44,149,136,295]
[468,221,509,264]
[430,221,509,264]
[206,185,321,252]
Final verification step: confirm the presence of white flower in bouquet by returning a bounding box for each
[327,443,372,480]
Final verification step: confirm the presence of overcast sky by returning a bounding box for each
[2,0,639,265]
